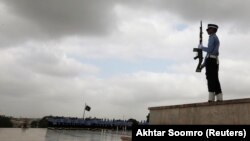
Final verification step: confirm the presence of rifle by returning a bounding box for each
[193,21,204,72]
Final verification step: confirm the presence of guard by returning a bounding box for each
[199,24,223,102]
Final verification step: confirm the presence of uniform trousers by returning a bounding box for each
[205,58,222,95]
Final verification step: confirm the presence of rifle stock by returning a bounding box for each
[193,48,203,72]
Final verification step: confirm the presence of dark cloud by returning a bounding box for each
[1,0,250,47]
[128,0,250,23]
[121,0,250,33]
[0,0,116,46]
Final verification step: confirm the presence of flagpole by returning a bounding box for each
[83,103,86,119]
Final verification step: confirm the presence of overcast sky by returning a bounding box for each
[1,0,250,121]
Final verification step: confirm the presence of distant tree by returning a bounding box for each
[31,120,39,128]
[38,116,49,128]
[128,118,139,126]
[0,116,13,127]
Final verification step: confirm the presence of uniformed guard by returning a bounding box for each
[198,23,223,102]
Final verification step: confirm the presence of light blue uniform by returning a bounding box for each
[202,33,220,57]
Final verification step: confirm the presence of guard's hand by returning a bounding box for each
[198,44,203,49]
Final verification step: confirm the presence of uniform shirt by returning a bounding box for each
[202,33,220,56]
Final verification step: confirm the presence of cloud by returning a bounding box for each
[121,0,250,33]
[1,0,250,48]
[220,59,250,98]
[0,45,206,120]
[0,0,117,47]
[0,42,99,99]
[58,5,197,62]
[130,0,250,23]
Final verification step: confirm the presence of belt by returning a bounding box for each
[207,54,218,59]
